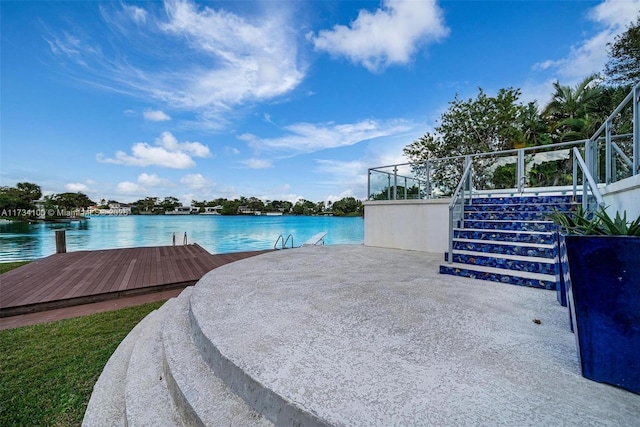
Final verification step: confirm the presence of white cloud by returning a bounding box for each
[124,4,148,24]
[65,182,90,192]
[240,119,414,155]
[532,0,640,82]
[243,158,273,169]
[308,0,449,72]
[97,131,210,168]
[143,109,171,122]
[116,181,144,195]
[46,0,305,128]
[138,173,171,187]
[180,173,211,190]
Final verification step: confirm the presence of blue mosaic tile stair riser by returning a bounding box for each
[465,211,552,221]
[468,195,579,205]
[450,252,555,275]
[452,240,555,258]
[564,235,640,395]
[462,220,557,232]
[454,229,556,244]
[439,265,555,290]
[464,203,575,213]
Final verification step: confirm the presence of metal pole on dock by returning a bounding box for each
[55,230,66,253]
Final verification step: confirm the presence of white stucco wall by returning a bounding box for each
[601,174,640,218]
[363,199,450,253]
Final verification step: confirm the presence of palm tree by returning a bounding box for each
[519,102,551,146]
[543,74,605,142]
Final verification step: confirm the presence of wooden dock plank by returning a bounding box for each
[0,245,273,317]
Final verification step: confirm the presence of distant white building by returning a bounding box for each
[202,205,223,215]
[166,206,199,215]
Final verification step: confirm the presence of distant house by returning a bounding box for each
[202,205,223,215]
[166,206,199,215]
[237,205,256,215]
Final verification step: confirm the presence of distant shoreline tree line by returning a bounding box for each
[0,183,363,219]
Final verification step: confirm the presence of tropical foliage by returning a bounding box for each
[605,16,640,86]
[550,206,640,236]
[403,24,640,195]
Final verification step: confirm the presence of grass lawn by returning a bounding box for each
[0,301,165,427]
[0,261,31,274]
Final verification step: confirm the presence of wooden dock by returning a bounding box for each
[0,244,272,317]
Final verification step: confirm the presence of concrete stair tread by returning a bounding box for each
[441,262,555,281]
[82,310,152,427]
[162,287,272,427]
[125,301,185,427]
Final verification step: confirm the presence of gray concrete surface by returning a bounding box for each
[190,245,640,426]
[162,287,272,426]
[82,309,153,427]
[125,302,184,427]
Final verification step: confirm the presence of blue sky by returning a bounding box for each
[2,0,639,205]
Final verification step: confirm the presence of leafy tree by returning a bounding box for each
[332,197,363,216]
[133,197,160,214]
[519,102,552,147]
[0,182,42,213]
[605,16,640,86]
[293,199,315,215]
[161,196,180,212]
[49,192,95,209]
[403,87,525,193]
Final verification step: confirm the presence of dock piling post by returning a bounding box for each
[55,230,66,253]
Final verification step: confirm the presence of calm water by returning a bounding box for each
[0,215,364,262]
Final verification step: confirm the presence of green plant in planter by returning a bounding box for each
[549,206,640,236]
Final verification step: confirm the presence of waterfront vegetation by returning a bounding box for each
[0,301,164,427]
[0,182,364,220]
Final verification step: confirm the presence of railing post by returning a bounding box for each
[367,169,371,200]
[448,207,454,264]
[634,84,640,175]
[393,166,398,200]
[573,149,578,203]
[425,161,431,199]
[605,120,612,184]
[387,174,391,200]
[517,149,525,192]
[403,177,407,199]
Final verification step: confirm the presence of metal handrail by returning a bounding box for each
[572,147,606,212]
[283,234,294,249]
[448,159,473,264]
[274,235,283,250]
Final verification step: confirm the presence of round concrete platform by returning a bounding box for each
[190,245,640,426]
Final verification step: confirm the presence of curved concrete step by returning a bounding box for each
[82,311,154,427]
[125,301,184,427]
[161,287,272,427]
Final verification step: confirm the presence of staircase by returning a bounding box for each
[83,287,274,426]
[439,194,576,290]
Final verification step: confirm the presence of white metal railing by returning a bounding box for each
[368,82,640,202]
[573,147,606,212]
[448,158,473,264]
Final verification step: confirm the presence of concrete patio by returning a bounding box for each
[85,245,640,426]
